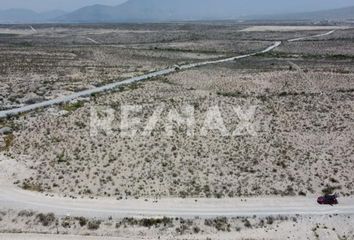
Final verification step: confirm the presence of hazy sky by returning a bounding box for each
[0,0,127,12]
[0,0,353,13]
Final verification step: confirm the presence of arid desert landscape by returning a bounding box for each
[0,21,354,239]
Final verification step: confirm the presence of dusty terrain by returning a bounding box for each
[0,24,236,108]
[0,209,353,240]
[0,22,353,239]
[241,25,349,32]
[1,24,353,199]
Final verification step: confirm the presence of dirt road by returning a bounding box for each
[0,183,353,219]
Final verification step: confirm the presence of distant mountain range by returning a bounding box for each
[0,0,353,23]
[56,0,354,23]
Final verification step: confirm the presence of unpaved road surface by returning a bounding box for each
[288,30,336,42]
[1,183,353,219]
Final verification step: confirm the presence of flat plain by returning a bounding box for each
[0,22,353,239]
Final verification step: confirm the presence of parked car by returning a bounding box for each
[317,193,339,205]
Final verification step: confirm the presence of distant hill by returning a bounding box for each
[0,0,353,23]
[56,4,115,23]
[56,0,354,23]
[57,0,243,23]
[0,9,66,23]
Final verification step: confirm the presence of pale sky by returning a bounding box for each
[0,0,127,12]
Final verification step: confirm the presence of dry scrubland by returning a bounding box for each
[2,24,352,110]
[0,209,353,239]
[275,29,354,56]
[241,25,349,32]
[0,24,236,108]
[0,24,353,200]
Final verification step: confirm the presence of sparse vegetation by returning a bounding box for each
[205,217,231,231]
[36,213,56,226]
[116,217,173,228]
[21,181,44,192]
[62,102,85,112]
[1,133,14,151]
[0,24,353,240]
[0,209,353,238]
[87,220,101,230]
[13,55,354,198]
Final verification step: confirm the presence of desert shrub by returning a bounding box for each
[118,217,173,228]
[76,216,88,226]
[330,178,339,183]
[140,218,158,228]
[193,226,201,233]
[286,186,296,196]
[21,181,43,192]
[217,91,244,98]
[176,219,193,235]
[0,211,5,222]
[266,216,274,225]
[63,101,84,112]
[179,191,188,198]
[57,151,67,163]
[36,213,56,226]
[88,220,101,230]
[1,133,14,151]
[18,210,35,217]
[322,185,341,195]
[140,217,173,228]
[61,220,71,228]
[205,217,230,231]
[243,219,252,228]
[298,191,306,196]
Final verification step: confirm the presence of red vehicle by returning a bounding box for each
[317,193,339,205]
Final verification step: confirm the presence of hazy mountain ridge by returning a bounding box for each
[57,0,354,23]
[57,0,242,22]
[0,0,353,23]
